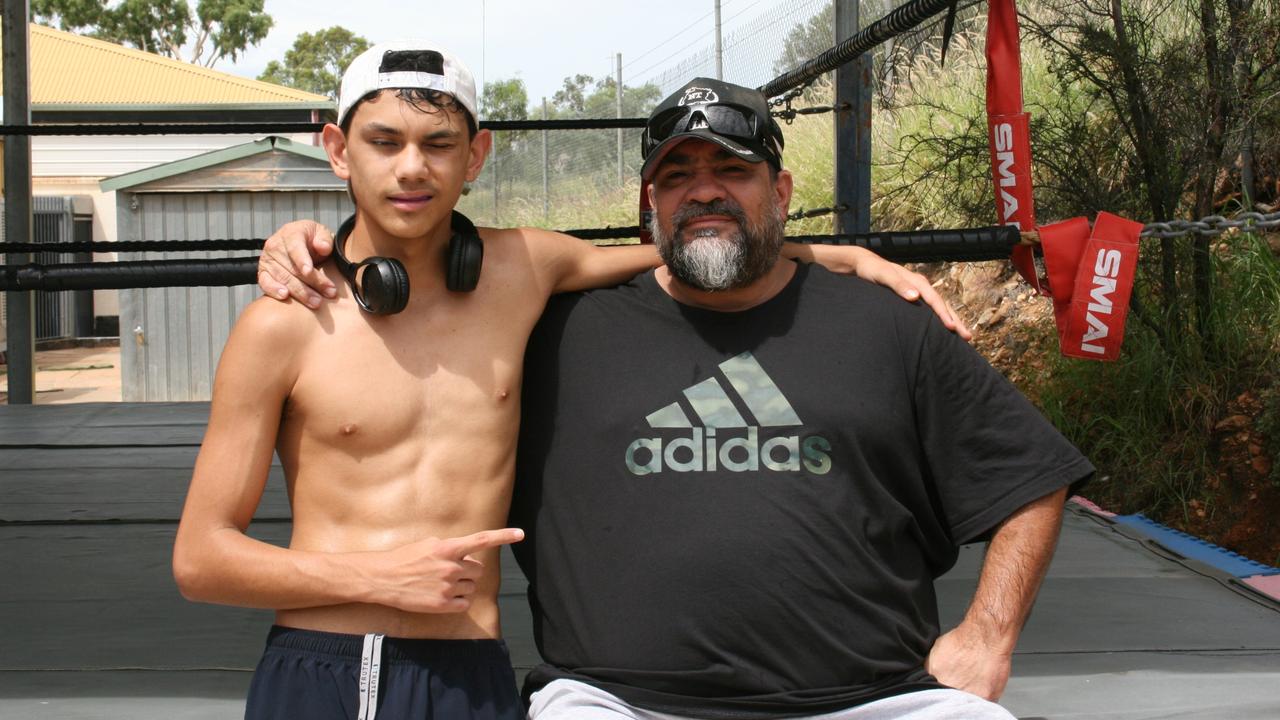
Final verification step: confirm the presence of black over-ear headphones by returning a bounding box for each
[331,211,484,314]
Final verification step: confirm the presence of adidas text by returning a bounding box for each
[625,427,832,476]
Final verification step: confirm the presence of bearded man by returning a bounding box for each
[508,78,1093,720]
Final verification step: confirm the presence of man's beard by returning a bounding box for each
[650,198,785,291]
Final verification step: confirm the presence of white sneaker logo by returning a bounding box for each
[625,352,832,476]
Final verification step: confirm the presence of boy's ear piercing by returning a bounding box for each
[462,182,473,196]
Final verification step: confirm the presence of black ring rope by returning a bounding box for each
[0,0,953,140]
[0,111,859,136]
[1,239,266,254]
[760,0,956,99]
[3,258,259,291]
[558,227,642,241]
[0,227,1019,291]
[0,117,650,137]
[0,228,639,254]
[790,225,1020,263]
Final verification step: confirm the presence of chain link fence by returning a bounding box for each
[462,0,845,231]
[460,0,978,232]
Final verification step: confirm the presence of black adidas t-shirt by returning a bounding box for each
[511,264,1093,718]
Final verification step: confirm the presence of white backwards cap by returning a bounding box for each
[337,40,478,127]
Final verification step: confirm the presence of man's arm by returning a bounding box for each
[258,220,338,308]
[172,300,521,613]
[924,486,1067,700]
[257,221,968,338]
[520,228,662,294]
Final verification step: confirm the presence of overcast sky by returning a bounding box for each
[223,0,793,104]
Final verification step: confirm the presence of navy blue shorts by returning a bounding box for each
[244,625,522,720]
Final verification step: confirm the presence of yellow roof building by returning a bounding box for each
[2,23,330,110]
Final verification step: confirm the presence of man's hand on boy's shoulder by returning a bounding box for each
[258,220,338,308]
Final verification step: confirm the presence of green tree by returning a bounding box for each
[551,74,595,115]
[481,78,530,156]
[481,78,530,122]
[32,0,272,67]
[583,77,662,119]
[258,27,369,99]
[774,1,833,77]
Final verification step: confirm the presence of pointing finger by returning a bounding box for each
[442,528,525,559]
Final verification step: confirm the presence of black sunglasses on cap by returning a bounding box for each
[641,102,783,161]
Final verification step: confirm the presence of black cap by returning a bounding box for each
[640,78,784,181]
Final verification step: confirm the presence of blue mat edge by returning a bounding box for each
[1112,513,1280,578]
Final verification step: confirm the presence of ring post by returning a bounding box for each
[4,0,36,403]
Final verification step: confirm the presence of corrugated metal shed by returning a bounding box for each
[1,24,330,109]
[106,137,352,401]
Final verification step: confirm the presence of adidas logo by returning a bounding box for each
[625,352,833,476]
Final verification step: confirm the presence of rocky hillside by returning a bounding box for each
[921,259,1279,568]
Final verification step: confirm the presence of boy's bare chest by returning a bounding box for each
[284,299,536,453]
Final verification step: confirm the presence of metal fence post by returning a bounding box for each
[616,53,624,186]
[834,0,872,235]
[542,98,550,222]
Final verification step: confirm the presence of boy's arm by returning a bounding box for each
[171,300,520,613]
[783,243,970,339]
[520,228,661,294]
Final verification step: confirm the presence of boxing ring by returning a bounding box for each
[3,1,1279,718]
[2,402,1277,718]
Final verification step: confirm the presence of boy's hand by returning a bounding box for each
[855,258,972,341]
[258,220,339,308]
[371,528,525,613]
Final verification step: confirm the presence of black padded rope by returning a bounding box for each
[2,258,257,291]
[0,231,626,253]
[0,117,648,137]
[760,0,956,98]
[484,118,647,131]
[0,239,264,253]
[0,227,1020,291]
[790,226,1020,263]
[2,0,956,141]
[562,227,643,241]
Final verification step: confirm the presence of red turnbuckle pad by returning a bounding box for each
[1039,212,1142,361]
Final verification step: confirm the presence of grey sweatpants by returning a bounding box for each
[527,679,1017,720]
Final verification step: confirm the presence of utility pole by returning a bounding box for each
[4,0,36,404]
[616,53,624,185]
[714,0,724,79]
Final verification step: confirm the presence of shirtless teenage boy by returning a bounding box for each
[170,41,676,720]
[176,40,966,720]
